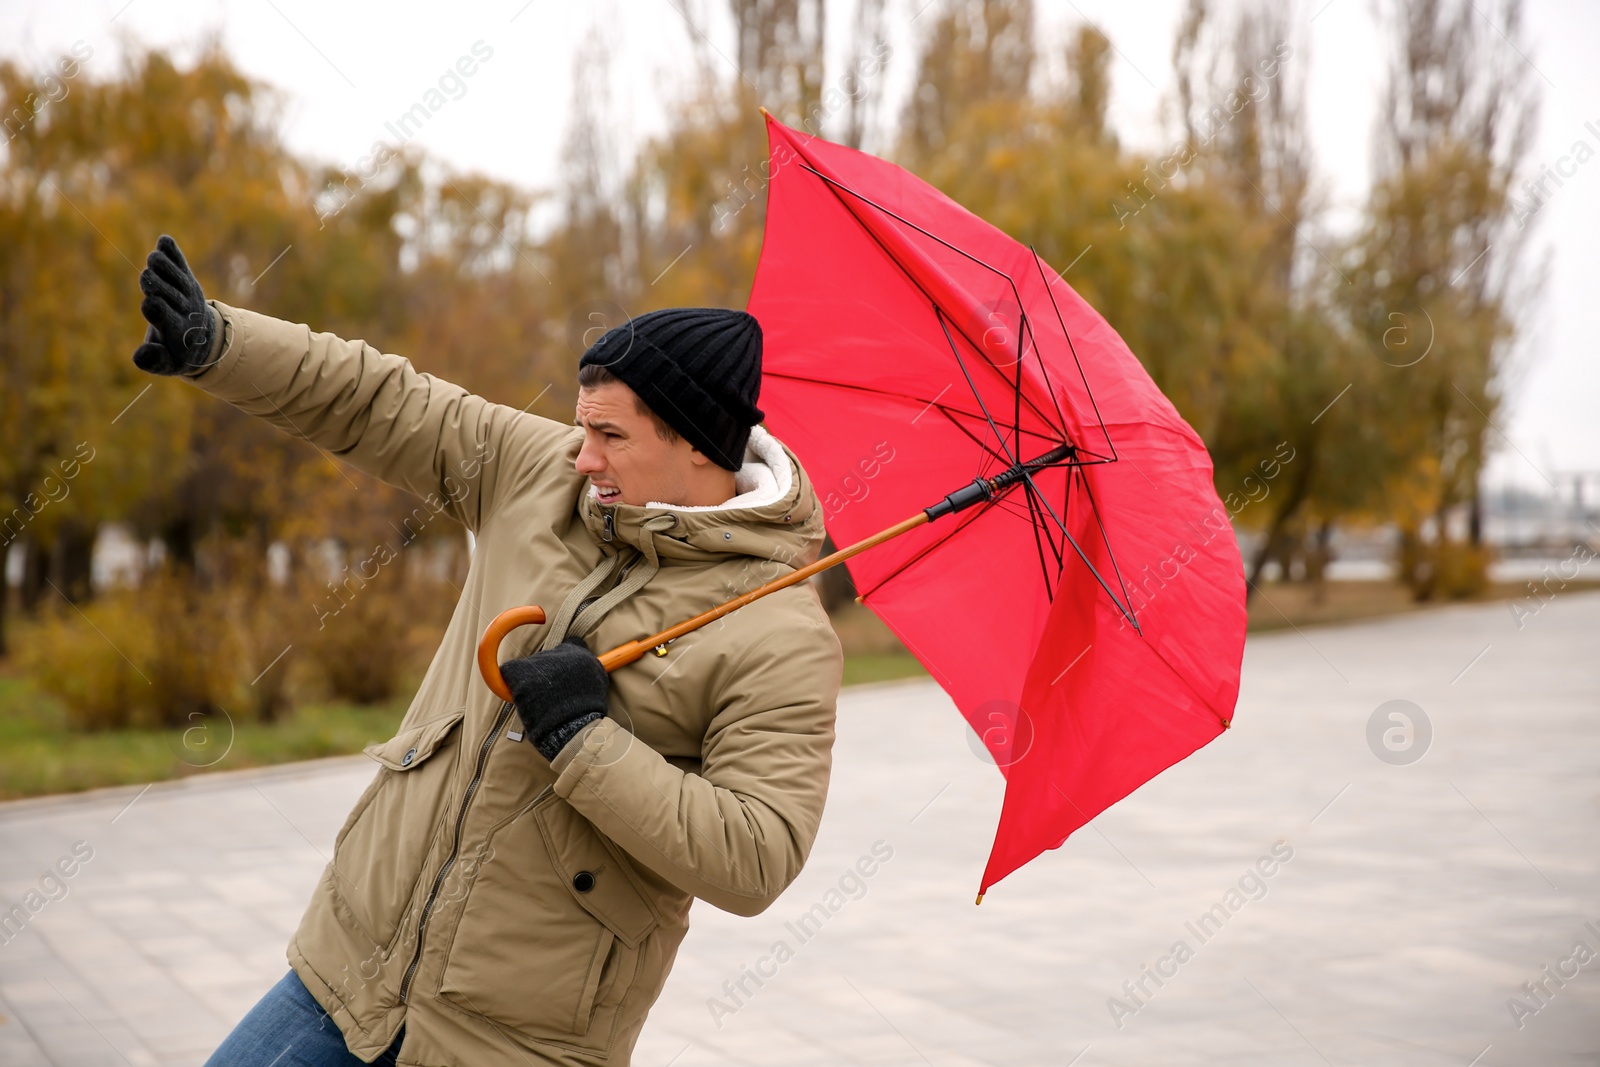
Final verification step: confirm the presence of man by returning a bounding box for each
[134,236,843,1066]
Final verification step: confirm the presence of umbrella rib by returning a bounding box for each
[1031,245,1118,463]
[1017,308,1075,454]
[791,161,1069,440]
[763,371,1054,444]
[1019,467,1064,604]
[1073,458,1141,629]
[935,403,1068,476]
[1011,312,1026,487]
[1020,468,1140,630]
[936,306,1020,469]
[765,371,1067,489]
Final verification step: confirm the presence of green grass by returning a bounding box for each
[18,578,1568,801]
[0,651,926,801]
[1245,578,1600,633]
[0,675,409,801]
[841,652,928,687]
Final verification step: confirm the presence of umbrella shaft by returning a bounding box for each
[924,442,1077,520]
[597,511,932,670]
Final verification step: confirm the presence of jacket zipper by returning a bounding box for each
[398,698,517,1003]
[602,506,615,542]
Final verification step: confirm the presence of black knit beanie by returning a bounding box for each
[578,307,765,471]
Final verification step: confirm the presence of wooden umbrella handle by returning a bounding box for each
[476,605,547,702]
[476,511,935,701]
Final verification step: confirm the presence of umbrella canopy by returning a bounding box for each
[748,113,1247,898]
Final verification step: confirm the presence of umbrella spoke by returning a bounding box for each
[1019,468,1140,631]
[931,402,1060,486]
[936,306,1021,469]
[1019,470,1065,605]
[1074,461,1140,630]
[1032,246,1116,464]
[795,162,1074,441]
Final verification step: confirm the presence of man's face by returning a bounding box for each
[574,381,704,507]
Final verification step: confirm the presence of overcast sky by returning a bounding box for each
[6,0,1595,490]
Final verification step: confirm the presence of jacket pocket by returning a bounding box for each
[436,792,662,1053]
[329,707,468,952]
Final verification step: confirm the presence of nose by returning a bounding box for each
[575,435,605,477]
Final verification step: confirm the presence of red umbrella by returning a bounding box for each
[747,111,1247,899]
[476,112,1247,901]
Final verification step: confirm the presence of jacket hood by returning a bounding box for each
[577,425,828,572]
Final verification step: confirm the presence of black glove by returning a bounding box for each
[134,234,220,377]
[500,636,610,761]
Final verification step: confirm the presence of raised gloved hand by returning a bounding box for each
[134,234,220,377]
[500,636,610,761]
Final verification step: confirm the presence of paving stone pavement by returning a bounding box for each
[1,592,1596,1066]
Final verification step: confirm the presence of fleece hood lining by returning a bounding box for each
[585,424,793,514]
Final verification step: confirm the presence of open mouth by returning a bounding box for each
[594,484,622,504]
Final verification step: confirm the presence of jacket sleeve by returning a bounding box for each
[184,299,575,532]
[548,606,843,917]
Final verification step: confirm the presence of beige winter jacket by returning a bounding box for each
[189,300,843,1066]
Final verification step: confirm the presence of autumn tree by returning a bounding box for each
[1344,0,1541,598]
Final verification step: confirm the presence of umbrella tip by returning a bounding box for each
[855,595,864,605]
[974,893,984,906]
[1223,719,1232,729]
[759,105,771,118]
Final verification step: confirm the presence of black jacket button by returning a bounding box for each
[572,870,596,892]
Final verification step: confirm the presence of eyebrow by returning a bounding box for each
[574,416,625,434]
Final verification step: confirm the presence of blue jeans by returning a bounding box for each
[204,970,403,1067]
